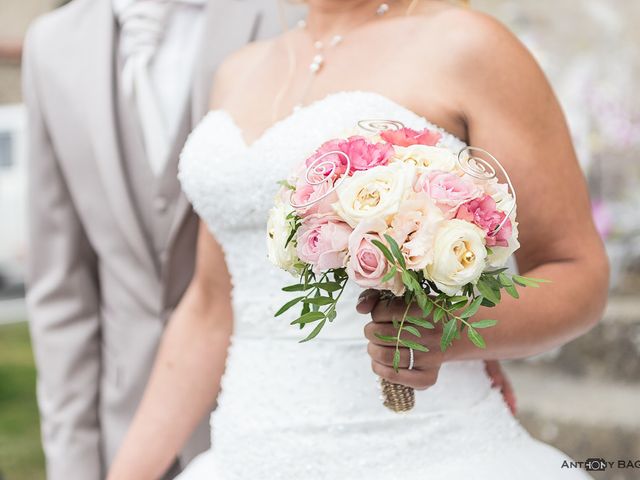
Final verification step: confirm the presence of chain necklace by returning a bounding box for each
[292,2,394,112]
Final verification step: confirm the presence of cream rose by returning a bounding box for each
[426,219,487,295]
[266,198,300,275]
[392,145,457,172]
[333,163,415,227]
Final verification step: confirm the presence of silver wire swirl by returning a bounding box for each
[457,146,517,236]
[289,150,352,209]
[357,119,405,133]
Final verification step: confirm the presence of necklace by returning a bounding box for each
[292,2,393,111]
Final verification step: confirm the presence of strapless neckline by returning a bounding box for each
[204,90,467,150]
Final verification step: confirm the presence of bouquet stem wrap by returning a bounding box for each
[380,378,415,412]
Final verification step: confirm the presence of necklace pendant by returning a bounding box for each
[376,3,390,16]
[330,35,343,47]
[309,54,324,73]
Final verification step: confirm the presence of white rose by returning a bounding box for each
[266,198,300,275]
[392,145,457,172]
[333,163,415,227]
[426,219,487,295]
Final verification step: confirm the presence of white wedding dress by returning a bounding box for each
[176,91,590,479]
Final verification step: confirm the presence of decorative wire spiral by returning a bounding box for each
[289,150,351,209]
[457,146,517,236]
[357,119,405,133]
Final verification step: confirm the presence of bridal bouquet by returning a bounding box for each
[267,120,547,411]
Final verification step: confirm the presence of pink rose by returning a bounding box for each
[415,171,482,216]
[455,195,513,247]
[346,218,404,295]
[380,127,442,147]
[297,215,352,273]
[305,136,394,175]
[290,176,338,216]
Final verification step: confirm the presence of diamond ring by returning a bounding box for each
[408,348,415,371]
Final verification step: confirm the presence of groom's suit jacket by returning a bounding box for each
[22,1,300,478]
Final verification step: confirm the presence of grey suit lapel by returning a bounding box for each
[166,0,260,249]
[81,0,156,271]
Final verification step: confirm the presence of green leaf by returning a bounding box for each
[381,266,398,283]
[282,284,311,292]
[477,279,500,304]
[374,333,397,344]
[314,282,342,293]
[466,326,486,348]
[460,296,483,319]
[498,273,513,287]
[420,300,434,317]
[504,284,519,299]
[326,309,337,321]
[399,339,429,352]
[451,299,468,310]
[471,319,498,329]
[513,275,550,287]
[275,296,305,317]
[433,307,445,323]
[371,239,395,264]
[276,179,295,190]
[291,311,325,325]
[302,297,334,306]
[383,234,406,269]
[300,319,326,343]
[485,268,509,275]
[403,325,422,338]
[440,318,458,351]
[406,316,435,329]
[450,295,469,304]
[393,349,401,371]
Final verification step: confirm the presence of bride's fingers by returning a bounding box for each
[367,343,441,370]
[371,360,440,391]
[364,322,440,349]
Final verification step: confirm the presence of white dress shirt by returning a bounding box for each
[113,0,206,175]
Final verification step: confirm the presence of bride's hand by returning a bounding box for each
[358,291,445,390]
[357,290,518,412]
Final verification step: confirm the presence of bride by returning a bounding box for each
[108,0,608,478]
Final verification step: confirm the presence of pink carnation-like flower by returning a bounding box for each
[297,215,352,274]
[380,127,442,147]
[414,171,482,216]
[455,194,513,247]
[305,136,394,175]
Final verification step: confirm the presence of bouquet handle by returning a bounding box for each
[380,378,415,412]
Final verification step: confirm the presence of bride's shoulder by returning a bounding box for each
[209,38,277,107]
[408,7,530,63]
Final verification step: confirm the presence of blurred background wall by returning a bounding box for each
[0,1,638,479]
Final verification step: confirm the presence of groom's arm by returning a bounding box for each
[108,224,233,480]
[23,25,103,480]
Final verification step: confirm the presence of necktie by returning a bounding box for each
[117,0,172,176]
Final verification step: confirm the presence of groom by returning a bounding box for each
[23,0,294,478]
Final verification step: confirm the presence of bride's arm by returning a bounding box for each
[108,224,232,479]
[363,11,609,387]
